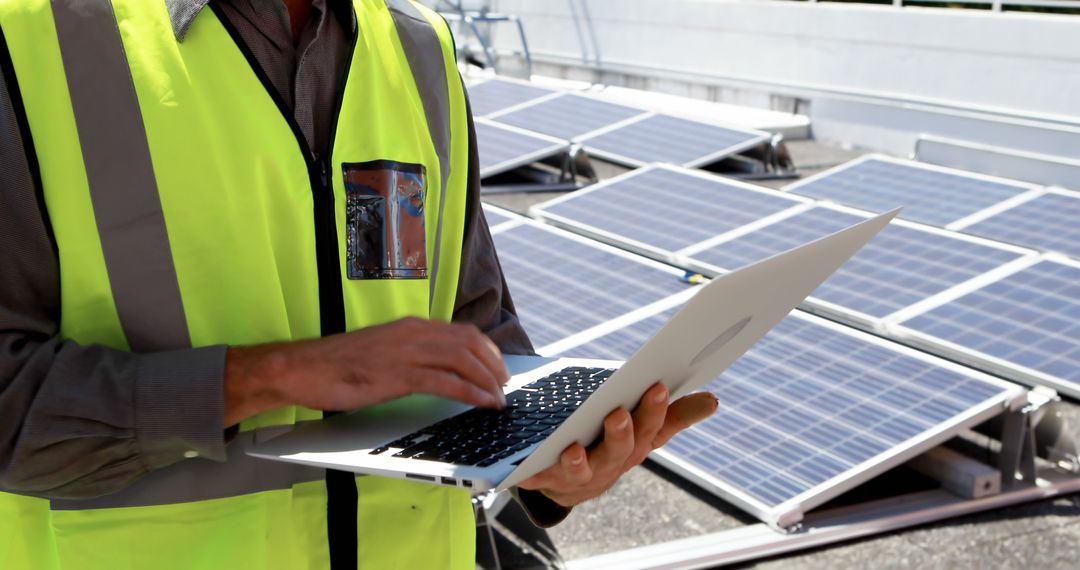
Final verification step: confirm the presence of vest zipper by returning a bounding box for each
[311,29,360,570]
[316,152,329,188]
[210,6,359,569]
[309,148,346,337]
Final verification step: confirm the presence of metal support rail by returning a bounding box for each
[434,1,534,76]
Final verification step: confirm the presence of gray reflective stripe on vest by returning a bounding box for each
[386,0,452,311]
[52,0,191,352]
[50,427,326,511]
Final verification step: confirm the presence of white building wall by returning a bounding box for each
[474,1,1080,158]
[490,0,1080,120]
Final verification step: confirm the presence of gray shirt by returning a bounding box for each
[0,0,532,500]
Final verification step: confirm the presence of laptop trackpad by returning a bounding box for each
[253,395,469,455]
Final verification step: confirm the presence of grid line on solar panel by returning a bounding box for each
[475,120,567,177]
[900,260,1080,383]
[535,167,806,252]
[682,343,1003,506]
[492,224,691,348]
[784,157,1035,227]
[689,207,1025,318]
[578,114,768,167]
[604,316,1001,418]
[489,93,648,141]
[571,311,991,426]
[961,192,1080,260]
[466,78,557,117]
[563,310,1012,509]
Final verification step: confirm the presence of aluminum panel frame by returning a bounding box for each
[481,202,527,234]
[551,300,1027,529]
[491,217,693,352]
[575,112,772,169]
[951,187,1080,261]
[680,202,1038,330]
[531,164,811,265]
[486,91,651,141]
[886,255,1080,400]
[475,118,572,179]
[647,310,1027,529]
[466,76,559,118]
[781,154,1043,227]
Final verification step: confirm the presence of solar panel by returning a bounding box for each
[466,78,557,117]
[784,157,1036,227]
[577,114,771,168]
[898,260,1080,394]
[690,207,1026,319]
[533,166,806,254]
[492,223,692,350]
[475,119,569,179]
[489,93,649,141]
[562,309,1022,527]
[958,192,1080,260]
[481,203,516,229]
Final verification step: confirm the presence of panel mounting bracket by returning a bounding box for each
[998,387,1076,488]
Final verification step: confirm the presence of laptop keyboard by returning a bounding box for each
[369,366,614,467]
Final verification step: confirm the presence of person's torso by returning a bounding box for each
[0,1,475,568]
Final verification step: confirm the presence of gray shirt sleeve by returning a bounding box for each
[0,54,228,501]
[452,90,535,357]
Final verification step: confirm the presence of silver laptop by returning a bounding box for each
[248,209,899,493]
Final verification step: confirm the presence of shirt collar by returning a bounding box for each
[165,0,210,42]
[165,0,357,43]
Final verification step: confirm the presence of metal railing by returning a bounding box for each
[433,1,534,75]
[802,0,1080,13]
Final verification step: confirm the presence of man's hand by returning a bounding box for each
[223,317,510,426]
[517,384,718,508]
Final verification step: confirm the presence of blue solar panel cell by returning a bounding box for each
[902,261,1080,383]
[467,79,556,117]
[578,114,767,167]
[691,207,1024,318]
[491,93,648,140]
[537,168,804,252]
[492,224,691,348]
[787,158,1032,227]
[475,121,565,177]
[564,311,1012,509]
[963,193,1080,259]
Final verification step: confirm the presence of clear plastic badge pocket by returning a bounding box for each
[343,160,428,280]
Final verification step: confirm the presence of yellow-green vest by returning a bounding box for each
[0,0,475,568]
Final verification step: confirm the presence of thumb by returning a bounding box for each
[652,392,719,448]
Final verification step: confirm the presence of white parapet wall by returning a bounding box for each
[474,0,1080,159]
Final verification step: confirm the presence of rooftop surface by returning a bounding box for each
[482,139,1080,569]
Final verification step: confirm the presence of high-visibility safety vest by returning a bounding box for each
[0,0,475,568]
